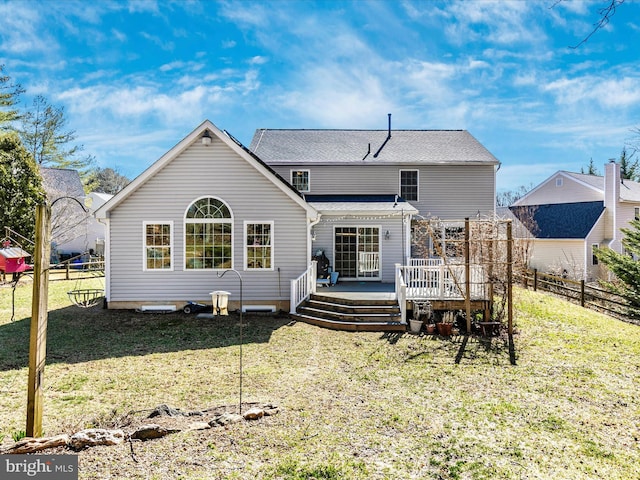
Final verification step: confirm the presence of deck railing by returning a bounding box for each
[290,261,317,313]
[399,263,486,300]
[395,263,408,323]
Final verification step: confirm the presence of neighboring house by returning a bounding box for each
[40,167,110,260]
[95,119,499,311]
[509,161,640,281]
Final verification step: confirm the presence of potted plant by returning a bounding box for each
[409,318,423,334]
[426,323,436,334]
[436,310,455,336]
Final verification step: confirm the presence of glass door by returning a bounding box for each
[334,227,380,280]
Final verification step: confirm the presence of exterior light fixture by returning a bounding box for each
[201,130,212,146]
[385,230,390,240]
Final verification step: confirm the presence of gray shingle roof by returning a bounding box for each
[40,167,85,199]
[249,129,499,165]
[509,201,605,239]
[564,171,640,202]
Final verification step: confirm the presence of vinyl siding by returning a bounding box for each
[273,164,495,219]
[106,137,308,305]
[312,215,406,283]
[529,239,585,276]
[517,174,602,206]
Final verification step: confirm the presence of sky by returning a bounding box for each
[1,0,639,193]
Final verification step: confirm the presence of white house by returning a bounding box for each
[509,161,640,281]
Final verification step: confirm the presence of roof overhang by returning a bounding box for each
[306,195,418,216]
[95,120,318,220]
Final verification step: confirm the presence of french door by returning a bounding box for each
[334,227,380,280]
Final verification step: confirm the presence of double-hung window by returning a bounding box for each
[291,170,310,192]
[144,222,173,270]
[399,169,419,201]
[185,197,232,269]
[245,221,273,270]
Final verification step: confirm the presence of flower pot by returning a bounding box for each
[426,323,436,334]
[436,322,453,336]
[409,319,423,333]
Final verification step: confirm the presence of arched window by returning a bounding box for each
[184,197,232,269]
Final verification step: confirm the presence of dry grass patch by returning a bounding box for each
[1,280,639,479]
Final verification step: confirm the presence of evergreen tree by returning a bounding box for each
[581,158,600,175]
[595,218,640,317]
[85,167,130,195]
[619,147,639,181]
[20,95,94,187]
[0,133,45,243]
[0,65,24,129]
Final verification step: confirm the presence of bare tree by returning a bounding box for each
[552,0,626,49]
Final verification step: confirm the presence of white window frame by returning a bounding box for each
[143,221,174,271]
[183,196,234,271]
[399,169,419,201]
[290,169,310,192]
[244,221,274,271]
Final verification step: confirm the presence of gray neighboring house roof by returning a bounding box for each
[509,201,605,239]
[563,171,640,202]
[40,167,85,199]
[249,129,500,165]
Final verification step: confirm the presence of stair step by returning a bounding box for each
[298,306,401,323]
[291,313,406,332]
[305,300,400,315]
[295,292,406,332]
[310,294,398,307]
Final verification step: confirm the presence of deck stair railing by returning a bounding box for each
[290,260,317,314]
[395,263,408,323]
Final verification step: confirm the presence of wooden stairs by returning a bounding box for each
[291,293,406,332]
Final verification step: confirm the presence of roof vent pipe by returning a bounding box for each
[373,114,392,158]
[362,143,371,161]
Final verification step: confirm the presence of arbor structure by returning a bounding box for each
[0,133,44,243]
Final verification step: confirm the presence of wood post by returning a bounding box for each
[465,218,471,334]
[27,203,51,438]
[507,220,513,336]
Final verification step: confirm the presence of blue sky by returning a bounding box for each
[1,0,639,193]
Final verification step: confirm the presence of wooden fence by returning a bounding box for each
[518,269,638,325]
[49,258,105,282]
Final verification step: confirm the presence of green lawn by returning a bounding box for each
[1,278,639,479]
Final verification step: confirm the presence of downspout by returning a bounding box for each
[308,213,322,264]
